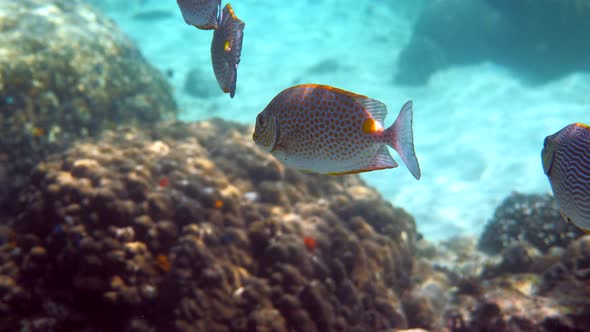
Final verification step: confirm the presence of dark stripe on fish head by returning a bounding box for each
[542,134,557,175]
[253,111,279,152]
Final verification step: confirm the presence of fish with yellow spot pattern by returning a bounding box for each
[252,84,421,179]
[543,122,590,233]
[211,3,244,98]
[176,0,221,30]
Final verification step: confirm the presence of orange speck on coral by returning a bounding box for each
[155,254,171,272]
[214,200,224,209]
[158,177,170,188]
[303,236,316,251]
[32,127,44,137]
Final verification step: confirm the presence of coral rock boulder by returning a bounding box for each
[0,0,177,211]
[2,119,419,331]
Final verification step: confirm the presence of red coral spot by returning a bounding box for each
[303,236,316,251]
[159,177,170,188]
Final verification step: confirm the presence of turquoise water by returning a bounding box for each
[93,0,588,241]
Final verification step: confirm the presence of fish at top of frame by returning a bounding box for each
[176,0,221,30]
[210,3,245,98]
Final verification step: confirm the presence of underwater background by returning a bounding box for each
[90,0,587,240]
[1,0,590,331]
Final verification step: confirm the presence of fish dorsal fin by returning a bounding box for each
[293,84,369,99]
[574,122,590,130]
[354,98,387,127]
[293,84,388,125]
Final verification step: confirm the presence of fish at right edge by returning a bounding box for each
[542,122,590,233]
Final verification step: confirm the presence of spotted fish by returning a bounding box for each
[543,123,590,233]
[211,4,244,98]
[252,84,421,179]
[176,0,221,30]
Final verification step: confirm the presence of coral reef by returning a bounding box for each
[478,192,583,254]
[405,192,590,332]
[408,236,581,332]
[0,0,177,212]
[395,0,590,85]
[0,119,418,331]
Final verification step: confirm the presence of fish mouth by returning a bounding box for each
[253,116,279,152]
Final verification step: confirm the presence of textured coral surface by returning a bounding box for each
[1,119,418,331]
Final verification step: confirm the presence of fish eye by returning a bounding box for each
[257,114,265,126]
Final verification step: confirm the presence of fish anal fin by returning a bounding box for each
[327,166,391,176]
[328,145,398,176]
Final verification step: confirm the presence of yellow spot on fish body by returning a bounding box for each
[362,118,381,134]
[224,40,231,52]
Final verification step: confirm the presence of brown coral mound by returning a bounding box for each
[0,0,177,211]
[0,119,418,331]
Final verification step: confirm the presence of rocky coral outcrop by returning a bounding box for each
[478,192,583,255]
[0,0,177,211]
[405,192,590,332]
[0,119,418,331]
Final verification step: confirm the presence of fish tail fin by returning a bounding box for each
[384,100,421,180]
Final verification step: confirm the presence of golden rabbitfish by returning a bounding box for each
[543,122,590,233]
[176,0,220,30]
[253,84,421,179]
